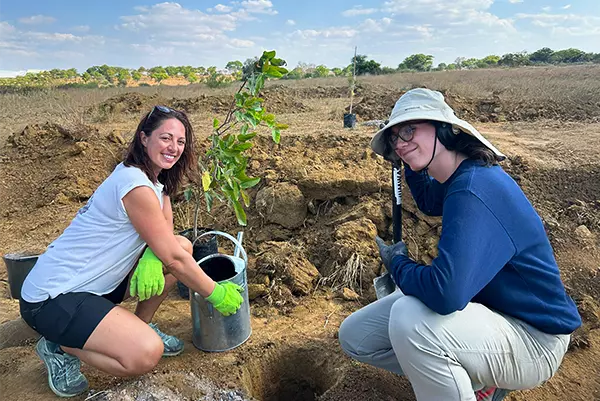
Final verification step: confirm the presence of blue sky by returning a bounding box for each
[1,0,599,76]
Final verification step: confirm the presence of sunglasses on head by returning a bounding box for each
[147,105,178,120]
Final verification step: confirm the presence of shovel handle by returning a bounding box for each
[392,163,402,243]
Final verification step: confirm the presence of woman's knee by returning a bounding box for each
[119,334,163,375]
[338,313,361,356]
[388,295,433,342]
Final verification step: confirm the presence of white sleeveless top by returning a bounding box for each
[21,163,164,302]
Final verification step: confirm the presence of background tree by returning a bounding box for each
[398,54,434,71]
[312,65,330,78]
[529,47,554,64]
[352,54,381,75]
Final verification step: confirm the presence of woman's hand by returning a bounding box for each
[130,248,165,301]
[205,281,244,316]
[375,236,408,274]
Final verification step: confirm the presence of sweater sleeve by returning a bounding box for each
[404,163,446,216]
[391,190,517,315]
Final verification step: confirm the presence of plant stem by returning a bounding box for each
[350,46,357,114]
[217,80,248,133]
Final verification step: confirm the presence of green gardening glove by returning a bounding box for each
[130,248,165,301]
[205,282,244,316]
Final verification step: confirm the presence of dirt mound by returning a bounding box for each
[349,86,600,123]
[170,94,230,115]
[267,85,352,100]
[263,88,311,114]
[0,122,126,254]
[87,92,167,121]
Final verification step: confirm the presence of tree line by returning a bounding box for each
[1,47,599,90]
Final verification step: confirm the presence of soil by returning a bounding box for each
[1,81,600,401]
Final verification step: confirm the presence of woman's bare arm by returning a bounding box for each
[123,186,215,297]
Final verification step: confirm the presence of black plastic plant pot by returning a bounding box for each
[343,113,357,128]
[2,253,39,300]
[177,228,218,299]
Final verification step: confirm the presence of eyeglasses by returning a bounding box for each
[387,121,426,146]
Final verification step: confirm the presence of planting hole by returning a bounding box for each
[242,343,342,401]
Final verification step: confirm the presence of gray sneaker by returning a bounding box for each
[35,337,89,398]
[149,323,184,356]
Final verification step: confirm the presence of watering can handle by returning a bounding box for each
[192,231,248,266]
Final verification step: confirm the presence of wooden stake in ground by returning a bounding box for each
[349,46,357,115]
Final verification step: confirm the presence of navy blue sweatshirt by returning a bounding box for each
[391,160,581,335]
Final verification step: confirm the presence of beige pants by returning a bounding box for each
[338,291,570,401]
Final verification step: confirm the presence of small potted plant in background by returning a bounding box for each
[177,50,289,297]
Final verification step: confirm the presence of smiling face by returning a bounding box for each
[390,121,439,171]
[141,117,186,177]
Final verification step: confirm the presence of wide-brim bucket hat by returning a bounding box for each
[371,88,505,161]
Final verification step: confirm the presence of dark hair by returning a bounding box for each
[432,121,501,166]
[124,107,196,197]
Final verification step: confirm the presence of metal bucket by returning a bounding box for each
[2,253,39,299]
[190,231,251,352]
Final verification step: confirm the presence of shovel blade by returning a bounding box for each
[373,272,396,299]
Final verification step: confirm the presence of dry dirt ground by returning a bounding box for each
[0,81,599,401]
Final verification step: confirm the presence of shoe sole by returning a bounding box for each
[162,346,184,357]
[36,342,88,398]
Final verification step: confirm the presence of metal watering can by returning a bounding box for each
[190,231,251,352]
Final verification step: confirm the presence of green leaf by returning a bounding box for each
[213,118,219,129]
[238,132,257,141]
[183,187,194,201]
[263,50,276,60]
[204,191,213,212]
[240,177,260,189]
[271,58,286,67]
[241,189,250,207]
[232,180,240,201]
[240,124,249,136]
[263,113,276,124]
[232,199,247,226]
[265,67,283,78]
[272,128,281,144]
[276,123,289,130]
[254,74,265,94]
[232,142,253,151]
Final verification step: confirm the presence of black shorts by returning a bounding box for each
[19,275,129,349]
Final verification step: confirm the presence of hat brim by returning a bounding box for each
[370,110,505,161]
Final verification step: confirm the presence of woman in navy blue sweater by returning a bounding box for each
[338,88,581,401]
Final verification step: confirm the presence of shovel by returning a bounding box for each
[373,163,402,299]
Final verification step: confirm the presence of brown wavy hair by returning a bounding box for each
[124,106,196,197]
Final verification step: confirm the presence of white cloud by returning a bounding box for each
[542,6,551,12]
[71,25,90,32]
[0,21,16,35]
[18,15,56,25]
[228,38,255,48]
[26,32,83,42]
[240,0,278,15]
[286,19,296,26]
[292,27,358,40]
[342,7,379,17]
[383,0,493,14]
[214,4,233,12]
[562,4,571,9]
[515,12,600,36]
[119,3,238,37]
[508,0,523,3]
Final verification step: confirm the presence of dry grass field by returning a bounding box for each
[1,65,599,401]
